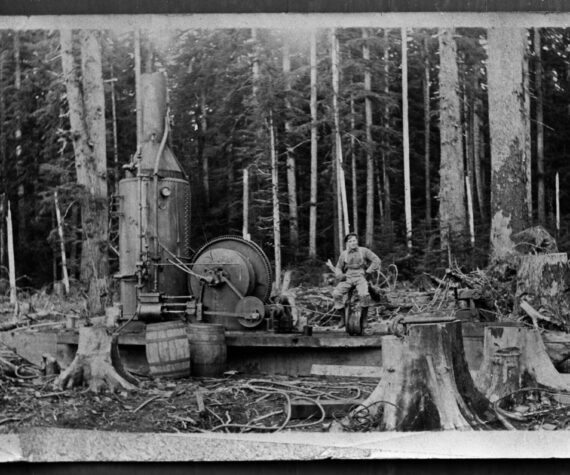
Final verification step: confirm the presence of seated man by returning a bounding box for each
[333,233,381,328]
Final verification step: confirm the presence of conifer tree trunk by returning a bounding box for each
[269,111,281,290]
[242,166,249,239]
[349,47,358,237]
[308,29,318,259]
[331,29,349,246]
[464,86,475,221]
[350,93,358,236]
[283,39,299,252]
[473,96,487,222]
[0,49,5,273]
[60,30,109,314]
[14,32,25,247]
[487,28,530,260]
[107,72,119,180]
[199,89,210,208]
[401,28,412,251]
[535,27,545,225]
[363,29,374,248]
[251,29,260,99]
[382,29,392,243]
[438,28,466,249]
[423,36,432,229]
[523,40,532,222]
[246,28,260,241]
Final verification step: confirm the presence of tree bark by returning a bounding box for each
[476,325,570,392]
[107,72,119,183]
[331,29,349,245]
[473,97,487,222]
[60,30,109,315]
[474,346,522,403]
[54,191,70,294]
[523,39,532,222]
[308,30,318,259]
[242,167,249,239]
[7,202,16,305]
[251,29,260,100]
[363,29,374,248]
[438,28,466,249]
[535,28,545,225]
[199,89,210,208]
[269,111,281,291]
[55,325,138,392]
[14,32,25,247]
[423,36,432,229]
[282,39,299,252]
[0,48,6,274]
[487,28,530,261]
[382,29,393,244]
[514,253,569,325]
[350,321,491,430]
[350,75,358,236]
[401,28,412,251]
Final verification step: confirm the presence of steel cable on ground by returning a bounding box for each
[285,396,326,429]
[209,389,292,433]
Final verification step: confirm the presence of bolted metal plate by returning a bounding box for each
[192,248,255,297]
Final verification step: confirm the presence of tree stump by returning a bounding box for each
[349,321,491,431]
[475,346,522,403]
[514,253,569,326]
[475,325,570,392]
[55,325,138,392]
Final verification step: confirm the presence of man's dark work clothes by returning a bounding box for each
[333,246,381,310]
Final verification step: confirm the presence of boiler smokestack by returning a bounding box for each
[141,72,167,143]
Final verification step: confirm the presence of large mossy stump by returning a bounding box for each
[350,321,492,430]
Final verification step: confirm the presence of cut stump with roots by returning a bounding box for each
[475,325,570,393]
[346,321,493,431]
[54,325,138,392]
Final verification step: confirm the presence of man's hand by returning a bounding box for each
[326,259,337,274]
[326,259,346,281]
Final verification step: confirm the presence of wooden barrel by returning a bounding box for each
[145,321,191,378]
[188,323,227,377]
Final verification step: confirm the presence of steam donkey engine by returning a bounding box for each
[115,73,287,332]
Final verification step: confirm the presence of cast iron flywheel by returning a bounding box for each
[188,236,273,328]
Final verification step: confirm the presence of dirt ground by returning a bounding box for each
[0,366,377,434]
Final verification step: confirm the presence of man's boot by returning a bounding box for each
[359,306,368,335]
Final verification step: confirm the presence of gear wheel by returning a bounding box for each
[190,235,272,302]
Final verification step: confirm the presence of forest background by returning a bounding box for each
[0,25,567,301]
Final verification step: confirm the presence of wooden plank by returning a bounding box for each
[290,398,364,419]
[195,391,206,414]
[310,363,382,378]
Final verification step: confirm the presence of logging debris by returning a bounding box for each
[0,360,377,434]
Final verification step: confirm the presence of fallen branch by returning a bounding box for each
[520,300,558,329]
[132,394,163,413]
[0,355,18,373]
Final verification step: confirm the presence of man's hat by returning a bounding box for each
[344,232,359,244]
